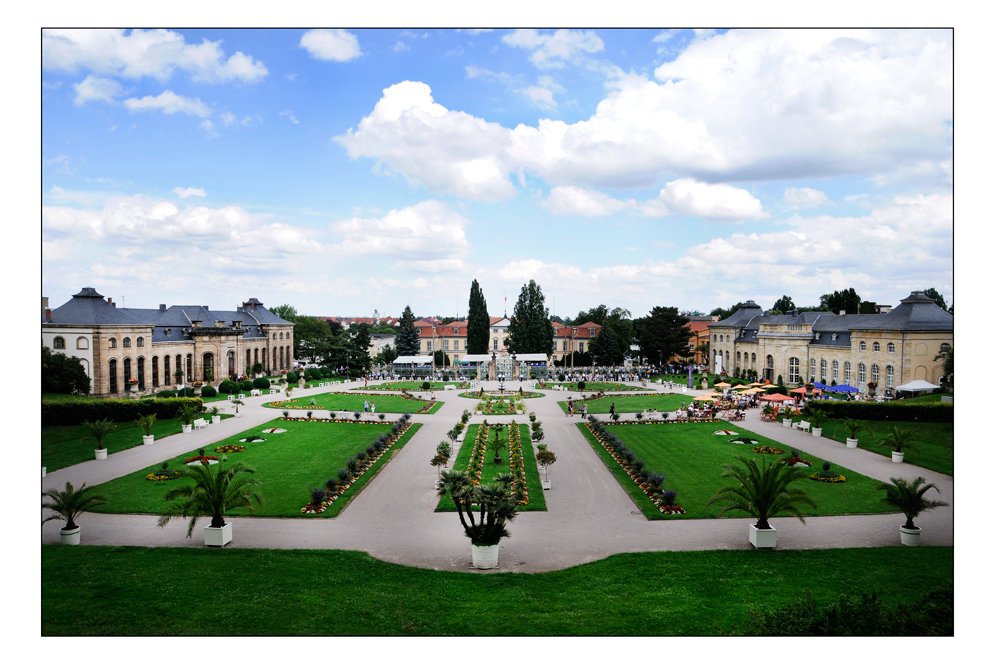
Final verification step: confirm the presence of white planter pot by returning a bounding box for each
[892,451,905,463]
[42,466,46,477]
[143,435,154,445]
[182,424,192,433]
[783,419,793,428]
[812,428,823,437]
[846,438,858,448]
[471,543,500,569]
[60,526,81,545]
[749,523,777,548]
[234,412,241,418]
[541,479,551,490]
[94,448,107,460]
[212,416,221,424]
[204,522,233,547]
[899,525,921,546]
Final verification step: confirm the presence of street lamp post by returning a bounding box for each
[432,324,437,380]
[571,327,577,376]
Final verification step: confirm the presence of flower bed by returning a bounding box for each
[215,444,246,454]
[730,437,759,445]
[145,470,181,481]
[585,421,686,515]
[300,416,414,514]
[239,435,267,443]
[550,382,650,392]
[459,390,544,399]
[184,455,219,465]
[809,473,847,483]
[505,422,530,505]
[269,391,439,414]
[752,446,784,455]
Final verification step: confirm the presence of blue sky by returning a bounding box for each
[41,28,953,319]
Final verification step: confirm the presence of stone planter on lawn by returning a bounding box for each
[204,523,233,547]
[892,451,905,463]
[60,526,81,545]
[94,448,107,460]
[471,544,500,569]
[749,524,777,548]
[899,525,921,546]
[846,438,858,448]
[143,435,154,445]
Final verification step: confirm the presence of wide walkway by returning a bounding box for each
[42,378,953,573]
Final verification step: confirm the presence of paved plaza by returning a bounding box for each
[41,379,954,573]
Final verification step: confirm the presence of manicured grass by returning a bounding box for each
[814,419,953,476]
[544,381,650,392]
[894,393,951,404]
[557,393,688,414]
[89,420,420,518]
[262,391,442,414]
[436,424,546,511]
[41,416,217,472]
[356,381,461,391]
[41,545,953,635]
[580,421,900,520]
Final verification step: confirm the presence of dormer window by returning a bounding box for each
[831,334,837,341]
[814,333,820,340]
[233,321,242,329]
[165,329,172,337]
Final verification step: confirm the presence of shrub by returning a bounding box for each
[422,381,431,391]
[218,380,238,394]
[239,380,254,392]
[156,390,176,398]
[200,385,217,397]
[42,396,204,426]
[808,401,952,423]
[287,371,299,384]
[577,380,587,390]
[253,377,271,389]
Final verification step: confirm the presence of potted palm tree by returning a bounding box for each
[707,456,817,548]
[488,427,507,465]
[177,404,197,433]
[157,457,263,547]
[879,425,917,463]
[437,469,518,569]
[876,476,948,546]
[842,418,865,448]
[136,413,157,445]
[42,482,108,545]
[231,398,244,418]
[209,406,221,425]
[82,418,116,459]
[806,407,827,437]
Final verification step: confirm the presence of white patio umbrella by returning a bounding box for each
[894,380,940,392]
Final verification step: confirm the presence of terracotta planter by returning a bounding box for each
[749,523,777,548]
[846,438,858,448]
[94,448,107,460]
[899,525,921,546]
[471,543,500,569]
[60,526,81,545]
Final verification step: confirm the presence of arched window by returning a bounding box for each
[751,353,757,369]
[53,336,66,349]
[124,357,132,386]
[152,356,159,388]
[108,359,118,394]
[137,337,144,347]
[272,348,277,370]
[203,353,214,382]
[871,364,880,383]
[175,355,183,381]
[873,342,880,352]
[272,332,276,340]
[228,350,236,378]
[788,357,800,383]
[858,362,866,383]
[109,338,117,349]
[254,348,259,366]
[185,354,192,380]
[724,351,729,367]
[246,349,252,371]
[844,361,852,384]
[736,351,741,367]
[859,341,866,351]
[123,337,131,348]
[887,342,895,353]
[76,336,89,350]
[164,355,170,385]
[820,359,827,382]
[137,357,145,391]
[832,360,839,382]
[886,365,895,388]
[279,332,284,340]
[940,342,950,352]
[809,358,816,381]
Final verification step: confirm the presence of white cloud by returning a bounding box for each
[502,29,604,68]
[72,75,123,105]
[48,186,109,206]
[541,186,632,216]
[658,178,768,220]
[123,90,212,117]
[300,29,362,62]
[219,111,251,127]
[330,200,472,272]
[42,29,267,83]
[173,187,206,198]
[279,110,299,124]
[44,155,75,175]
[335,81,516,202]
[465,66,517,83]
[517,85,557,109]
[784,187,828,207]
[393,41,410,52]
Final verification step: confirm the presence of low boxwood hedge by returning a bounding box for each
[200,385,217,397]
[239,380,254,392]
[218,380,238,394]
[804,400,952,423]
[253,377,271,389]
[42,396,203,426]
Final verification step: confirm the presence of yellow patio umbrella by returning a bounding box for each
[731,384,750,391]
[705,391,724,398]
[742,387,766,395]
[714,381,731,387]
[693,395,715,401]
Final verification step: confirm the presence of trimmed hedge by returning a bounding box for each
[804,401,953,423]
[287,371,299,383]
[200,385,217,397]
[239,380,254,392]
[253,377,271,389]
[42,396,203,427]
[218,380,238,394]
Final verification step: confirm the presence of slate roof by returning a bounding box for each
[44,288,293,343]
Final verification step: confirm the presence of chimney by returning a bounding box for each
[108,298,115,307]
[160,304,167,311]
[45,308,51,320]
[838,310,846,316]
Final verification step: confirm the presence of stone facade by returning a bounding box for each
[42,288,294,398]
[708,291,952,392]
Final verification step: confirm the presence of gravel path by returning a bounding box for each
[42,379,953,573]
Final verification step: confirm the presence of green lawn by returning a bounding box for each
[41,416,234,472]
[557,393,688,414]
[41,545,953,635]
[356,381,462,391]
[89,420,420,518]
[262,391,442,414]
[813,419,953,476]
[436,424,547,511]
[580,421,900,520]
[544,381,651,392]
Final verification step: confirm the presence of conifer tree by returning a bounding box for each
[395,306,420,356]
[466,279,490,354]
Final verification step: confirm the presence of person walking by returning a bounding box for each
[364,399,369,412]
[371,401,376,414]
[609,402,616,417]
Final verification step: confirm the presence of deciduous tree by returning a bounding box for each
[507,280,554,356]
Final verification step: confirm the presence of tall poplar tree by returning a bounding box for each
[466,279,490,354]
[507,280,554,355]
[395,306,420,356]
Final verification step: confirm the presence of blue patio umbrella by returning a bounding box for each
[827,384,859,393]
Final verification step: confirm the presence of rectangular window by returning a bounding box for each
[444,340,450,351]
[453,340,459,350]
[579,342,585,353]
[886,365,895,388]
[426,341,432,352]
[493,338,498,350]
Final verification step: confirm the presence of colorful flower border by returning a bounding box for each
[267,391,439,414]
[145,471,181,482]
[752,446,785,455]
[809,473,847,483]
[463,423,530,506]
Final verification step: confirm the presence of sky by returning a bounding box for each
[41,27,953,320]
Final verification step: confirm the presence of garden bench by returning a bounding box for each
[193,418,208,430]
[796,420,811,433]
[444,384,456,390]
[250,389,262,397]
